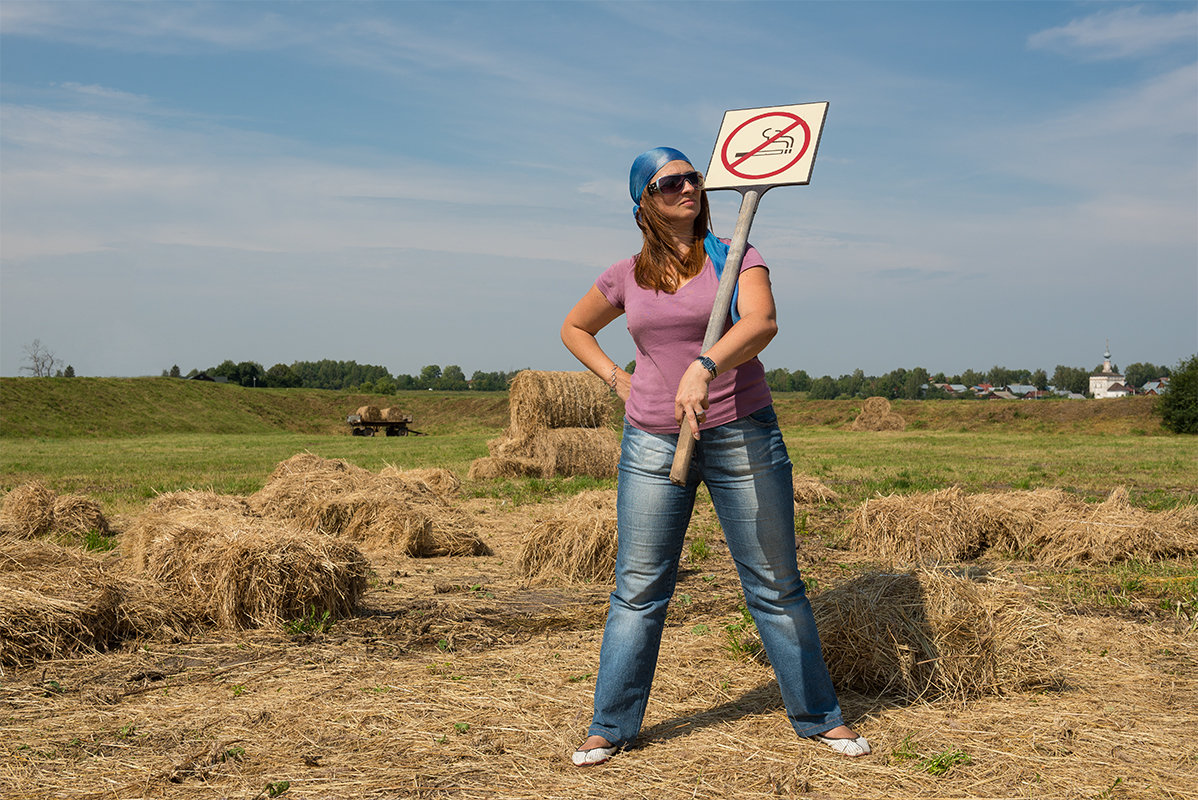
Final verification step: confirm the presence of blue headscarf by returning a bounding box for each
[629,147,740,323]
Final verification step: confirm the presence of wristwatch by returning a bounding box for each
[695,355,718,378]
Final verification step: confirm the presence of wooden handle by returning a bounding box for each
[669,421,698,485]
[669,189,762,487]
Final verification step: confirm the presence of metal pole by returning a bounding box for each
[669,188,762,486]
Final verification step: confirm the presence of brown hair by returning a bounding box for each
[633,189,713,294]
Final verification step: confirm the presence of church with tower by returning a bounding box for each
[1089,342,1130,399]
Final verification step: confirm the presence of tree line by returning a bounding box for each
[171,360,523,392]
[766,361,1173,400]
[168,358,1174,399]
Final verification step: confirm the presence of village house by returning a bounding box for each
[1090,343,1128,399]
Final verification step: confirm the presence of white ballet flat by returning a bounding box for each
[812,734,871,757]
[571,744,618,766]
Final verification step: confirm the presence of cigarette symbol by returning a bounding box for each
[735,128,795,158]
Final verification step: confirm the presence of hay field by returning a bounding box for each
[1,402,1196,799]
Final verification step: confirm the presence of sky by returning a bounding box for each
[1,0,1196,381]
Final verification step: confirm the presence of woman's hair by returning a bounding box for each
[634,187,712,293]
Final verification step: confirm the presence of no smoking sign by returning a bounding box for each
[704,102,828,191]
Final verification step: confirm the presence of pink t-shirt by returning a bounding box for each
[595,245,774,433]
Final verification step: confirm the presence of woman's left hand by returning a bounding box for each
[674,360,713,440]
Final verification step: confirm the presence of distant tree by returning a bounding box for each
[1052,365,1090,395]
[765,367,794,392]
[419,365,442,389]
[1031,369,1048,391]
[265,363,300,388]
[437,365,468,391]
[21,339,61,377]
[168,364,181,378]
[808,376,839,400]
[186,368,199,378]
[625,360,636,374]
[394,373,420,390]
[839,369,865,397]
[902,367,929,399]
[1157,354,1197,434]
[1123,362,1168,390]
[790,369,811,392]
[63,365,75,378]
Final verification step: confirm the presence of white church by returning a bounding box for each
[1089,343,1131,399]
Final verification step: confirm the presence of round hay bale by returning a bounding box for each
[811,569,1055,700]
[380,407,410,422]
[862,396,891,416]
[793,475,840,505]
[468,456,544,481]
[0,482,58,538]
[508,370,611,434]
[518,490,618,583]
[848,487,985,565]
[356,405,383,422]
[51,494,111,537]
[851,397,907,432]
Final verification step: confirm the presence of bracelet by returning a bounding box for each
[608,363,619,391]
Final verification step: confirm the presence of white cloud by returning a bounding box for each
[1028,5,1198,59]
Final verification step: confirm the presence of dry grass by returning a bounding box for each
[849,487,987,564]
[517,490,618,583]
[467,455,543,480]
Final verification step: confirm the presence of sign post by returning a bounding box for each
[669,102,829,487]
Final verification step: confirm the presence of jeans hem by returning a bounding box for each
[792,716,847,739]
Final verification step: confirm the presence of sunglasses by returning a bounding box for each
[645,171,704,196]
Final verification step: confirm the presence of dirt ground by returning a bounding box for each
[2,495,1196,800]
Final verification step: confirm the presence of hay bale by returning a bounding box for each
[972,488,1083,556]
[483,428,619,480]
[0,482,58,538]
[50,495,111,537]
[379,466,462,498]
[123,505,369,629]
[518,490,618,583]
[811,570,1055,700]
[380,407,410,422]
[253,454,490,557]
[1026,487,1198,566]
[146,490,251,517]
[508,370,611,434]
[356,405,383,422]
[467,456,544,481]
[0,537,188,664]
[0,538,122,664]
[248,453,373,519]
[850,397,907,432]
[849,487,985,565]
[793,475,840,505]
[532,428,620,479]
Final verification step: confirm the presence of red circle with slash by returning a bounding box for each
[720,111,812,181]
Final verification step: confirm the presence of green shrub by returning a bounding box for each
[1157,354,1197,434]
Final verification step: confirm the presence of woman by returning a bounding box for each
[560,147,869,766]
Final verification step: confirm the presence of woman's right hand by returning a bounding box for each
[674,359,713,439]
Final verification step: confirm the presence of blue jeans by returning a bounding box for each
[587,406,845,747]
